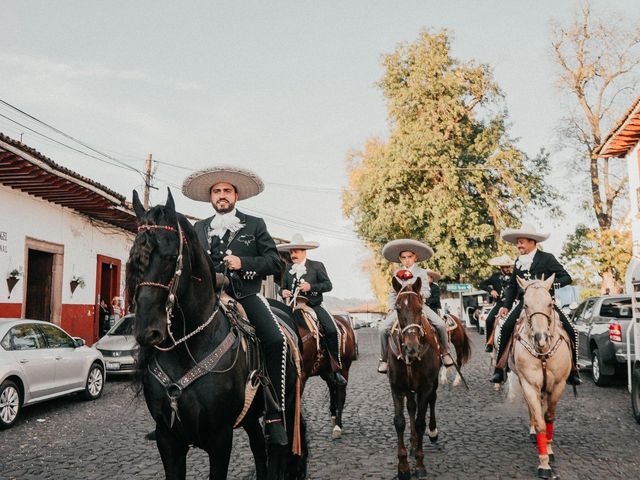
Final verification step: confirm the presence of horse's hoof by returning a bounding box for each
[530,433,537,444]
[537,467,552,479]
[331,425,342,439]
[428,428,439,444]
[429,434,439,444]
[398,471,411,480]
[414,468,427,479]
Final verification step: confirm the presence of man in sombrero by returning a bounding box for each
[182,166,288,445]
[425,269,443,315]
[489,224,581,385]
[277,234,347,386]
[377,239,455,374]
[479,254,513,353]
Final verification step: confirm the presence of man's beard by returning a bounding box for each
[214,200,235,214]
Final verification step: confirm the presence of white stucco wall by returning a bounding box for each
[626,143,640,257]
[0,184,133,306]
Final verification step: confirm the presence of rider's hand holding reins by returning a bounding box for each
[281,289,293,299]
[223,255,242,270]
[298,280,311,293]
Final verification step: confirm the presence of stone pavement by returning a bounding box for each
[1,327,639,479]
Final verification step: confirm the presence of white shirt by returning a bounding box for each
[209,208,244,239]
[289,259,307,278]
[516,248,538,271]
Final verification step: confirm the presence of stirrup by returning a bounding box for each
[265,415,288,446]
[490,369,505,384]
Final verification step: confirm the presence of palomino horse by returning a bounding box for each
[509,275,572,479]
[438,313,471,387]
[127,191,308,480]
[387,277,440,480]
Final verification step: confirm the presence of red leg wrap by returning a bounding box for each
[546,422,554,442]
[536,432,548,456]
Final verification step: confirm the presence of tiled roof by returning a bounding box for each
[594,95,640,158]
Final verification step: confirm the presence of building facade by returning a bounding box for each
[0,134,136,344]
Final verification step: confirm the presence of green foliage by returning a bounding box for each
[343,30,558,302]
[561,223,632,291]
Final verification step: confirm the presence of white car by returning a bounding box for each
[0,319,105,429]
[92,314,138,375]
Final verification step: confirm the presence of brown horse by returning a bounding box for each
[294,300,357,439]
[387,277,440,480]
[439,313,472,387]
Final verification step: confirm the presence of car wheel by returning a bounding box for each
[632,368,640,425]
[591,348,610,387]
[0,380,21,430]
[82,363,104,400]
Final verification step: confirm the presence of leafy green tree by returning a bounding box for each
[343,30,558,303]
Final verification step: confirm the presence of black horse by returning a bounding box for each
[127,190,307,480]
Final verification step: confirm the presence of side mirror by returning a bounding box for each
[73,337,85,348]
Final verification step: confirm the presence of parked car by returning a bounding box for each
[476,304,494,335]
[572,295,637,386]
[0,319,105,429]
[92,314,138,376]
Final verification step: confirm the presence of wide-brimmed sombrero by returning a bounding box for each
[277,233,319,251]
[382,239,434,263]
[182,166,264,202]
[427,269,442,281]
[501,224,549,245]
[488,255,514,267]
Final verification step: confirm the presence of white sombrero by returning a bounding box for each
[488,255,514,267]
[382,239,434,263]
[277,233,319,251]
[182,166,264,202]
[427,269,442,281]
[501,224,549,245]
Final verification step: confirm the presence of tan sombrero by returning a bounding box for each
[488,255,514,267]
[277,233,319,251]
[427,269,442,281]
[501,223,549,245]
[382,239,434,263]
[182,166,264,202]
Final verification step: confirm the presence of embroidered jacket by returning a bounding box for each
[281,259,333,307]
[194,210,281,299]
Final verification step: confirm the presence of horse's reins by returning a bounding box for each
[135,222,219,352]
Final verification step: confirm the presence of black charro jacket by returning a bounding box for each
[425,282,442,311]
[280,259,332,307]
[502,250,572,310]
[194,210,281,299]
[479,271,512,304]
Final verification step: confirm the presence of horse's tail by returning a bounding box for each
[453,315,472,368]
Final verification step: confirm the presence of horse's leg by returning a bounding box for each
[406,391,418,458]
[207,426,233,480]
[332,369,349,439]
[520,381,552,479]
[544,382,564,464]
[243,415,268,480]
[156,424,189,480]
[438,365,448,385]
[326,374,337,426]
[413,390,432,480]
[392,390,411,480]
[427,390,438,443]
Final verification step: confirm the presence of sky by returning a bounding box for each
[1,1,637,299]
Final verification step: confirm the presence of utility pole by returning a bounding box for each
[143,153,153,209]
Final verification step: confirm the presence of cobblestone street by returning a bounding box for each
[1,327,639,479]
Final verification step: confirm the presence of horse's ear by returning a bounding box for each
[543,273,555,290]
[132,190,145,220]
[165,188,177,222]
[516,276,528,290]
[392,276,402,293]
[413,277,422,293]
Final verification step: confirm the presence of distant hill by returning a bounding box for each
[323,295,379,312]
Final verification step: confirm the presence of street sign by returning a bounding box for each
[446,283,473,292]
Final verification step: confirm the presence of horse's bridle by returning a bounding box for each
[395,290,426,338]
[135,221,217,352]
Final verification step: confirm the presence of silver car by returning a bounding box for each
[93,314,138,375]
[0,319,105,429]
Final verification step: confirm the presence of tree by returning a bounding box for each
[552,2,640,292]
[343,30,558,304]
